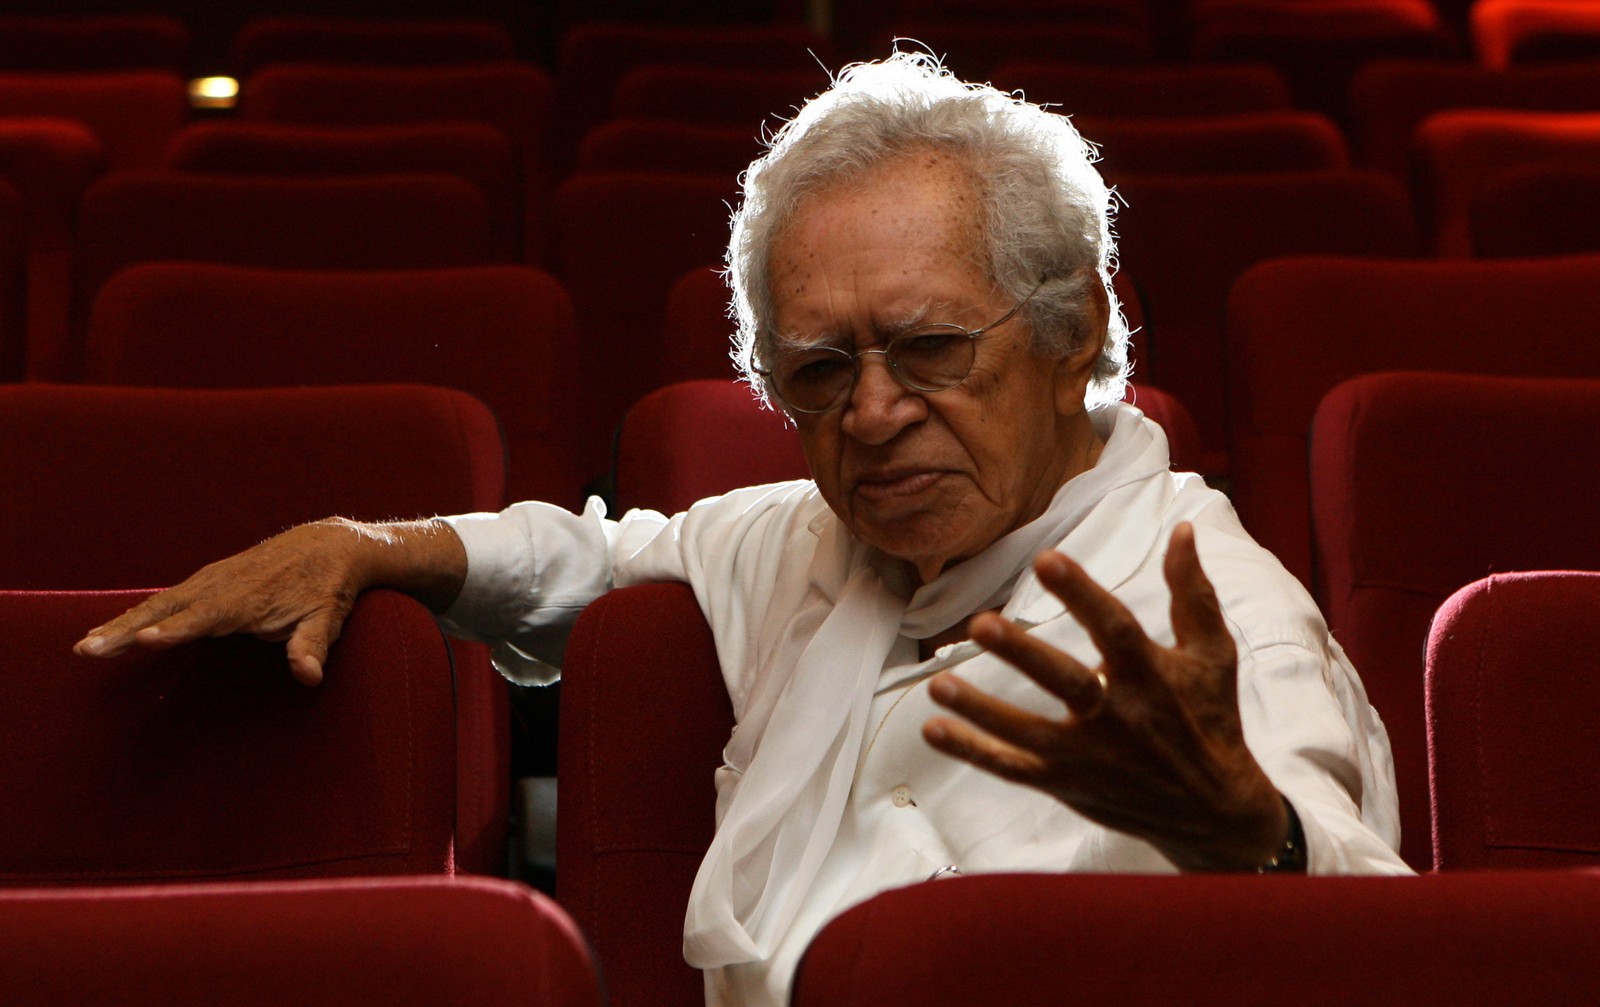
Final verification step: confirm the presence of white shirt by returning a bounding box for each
[440,405,1409,1007]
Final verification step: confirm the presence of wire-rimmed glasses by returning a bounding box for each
[758,280,1044,415]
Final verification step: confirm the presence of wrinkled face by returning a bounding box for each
[768,153,1106,585]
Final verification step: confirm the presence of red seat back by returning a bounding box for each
[613,379,809,514]
[0,15,188,73]
[1471,163,1600,257]
[575,119,764,177]
[1310,372,1600,869]
[231,16,516,76]
[1414,109,1600,256]
[166,121,524,259]
[1473,0,1600,68]
[1226,254,1600,587]
[84,263,577,508]
[0,876,599,1006]
[994,61,1293,118]
[795,871,1600,1006]
[1081,110,1348,182]
[0,588,457,883]
[611,65,826,130]
[1429,571,1600,870]
[558,581,729,1007]
[0,71,186,172]
[1115,170,1420,470]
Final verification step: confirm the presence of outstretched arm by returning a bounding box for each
[923,522,1292,872]
[74,517,468,687]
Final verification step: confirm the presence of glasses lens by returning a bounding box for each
[773,346,854,412]
[889,325,976,391]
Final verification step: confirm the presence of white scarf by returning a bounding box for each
[684,405,1166,967]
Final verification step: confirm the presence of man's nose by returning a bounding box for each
[840,351,922,445]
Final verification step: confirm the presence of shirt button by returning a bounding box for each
[891,785,914,808]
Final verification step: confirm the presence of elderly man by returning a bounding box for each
[76,54,1407,1007]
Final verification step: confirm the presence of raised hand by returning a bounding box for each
[922,522,1288,872]
[74,518,466,687]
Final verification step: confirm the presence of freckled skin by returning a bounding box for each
[770,153,1108,586]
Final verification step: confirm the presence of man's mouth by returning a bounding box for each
[853,469,943,502]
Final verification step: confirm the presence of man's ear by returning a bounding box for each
[1053,281,1110,417]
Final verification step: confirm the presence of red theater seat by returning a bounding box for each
[612,380,808,515]
[1224,254,1600,589]
[1473,0,1600,68]
[794,871,1600,1006]
[0,15,187,73]
[994,61,1294,118]
[84,263,578,508]
[0,70,186,173]
[1310,372,1600,870]
[0,383,511,872]
[232,16,516,77]
[1113,170,1420,471]
[610,65,826,130]
[1428,571,1600,871]
[552,170,740,479]
[558,581,729,1007]
[0,179,26,382]
[574,119,763,177]
[1081,111,1349,182]
[1349,59,1600,180]
[1189,0,1457,122]
[0,588,458,883]
[1471,163,1600,257]
[166,121,524,260]
[872,21,1154,79]
[63,172,494,379]
[0,876,600,1007]
[1414,109,1600,257]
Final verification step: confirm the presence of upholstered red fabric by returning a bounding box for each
[238,62,558,205]
[613,380,809,514]
[1189,0,1455,120]
[1114,170,1419,469]
[1414,109,1600,257]
[66,172,494,379]
[166,121,524,259]
[558,582,730,1007]
[610,65,826,129]
[1124,382,1202,475]
[1349,59,1600,179]
[1472,163,1600,257]
[0,71,186,171]
[575,119,764,178]
[84,262,576,508]
[1474,0,1600,68]
[794,870,1600,1006]
[1428,571,1600,870]
[661,264,742,385]
[873,21,1153,79]
[231,16,516,76]
[1310,372,1600,869]
[0,875,600,1006]
[0,383,510,872]
[0,15,188,73]
[553,170,741,478]
[1081,110,1349,182]
[0,589,456,883]
[555,22,833,142]
[994,61,1293,118]
[1225,254,1600,587]
[0,179,25,383]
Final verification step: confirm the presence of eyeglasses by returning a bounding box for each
[758,281,1043,415]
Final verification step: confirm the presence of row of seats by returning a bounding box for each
[5,365,1593,877]
[4,372,1597,1002]
[13,251,1599,562]
[4,3,1598,75]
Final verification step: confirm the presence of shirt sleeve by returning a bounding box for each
[435,497,678,684]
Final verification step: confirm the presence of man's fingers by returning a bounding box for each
[1162,523,1235,664]
[928,671,1070,751]
[968,612,1110,718]
[74,593,191,657]
[922,714,1049,785]
[284,608,346,688]
[1034,550,1156,679]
